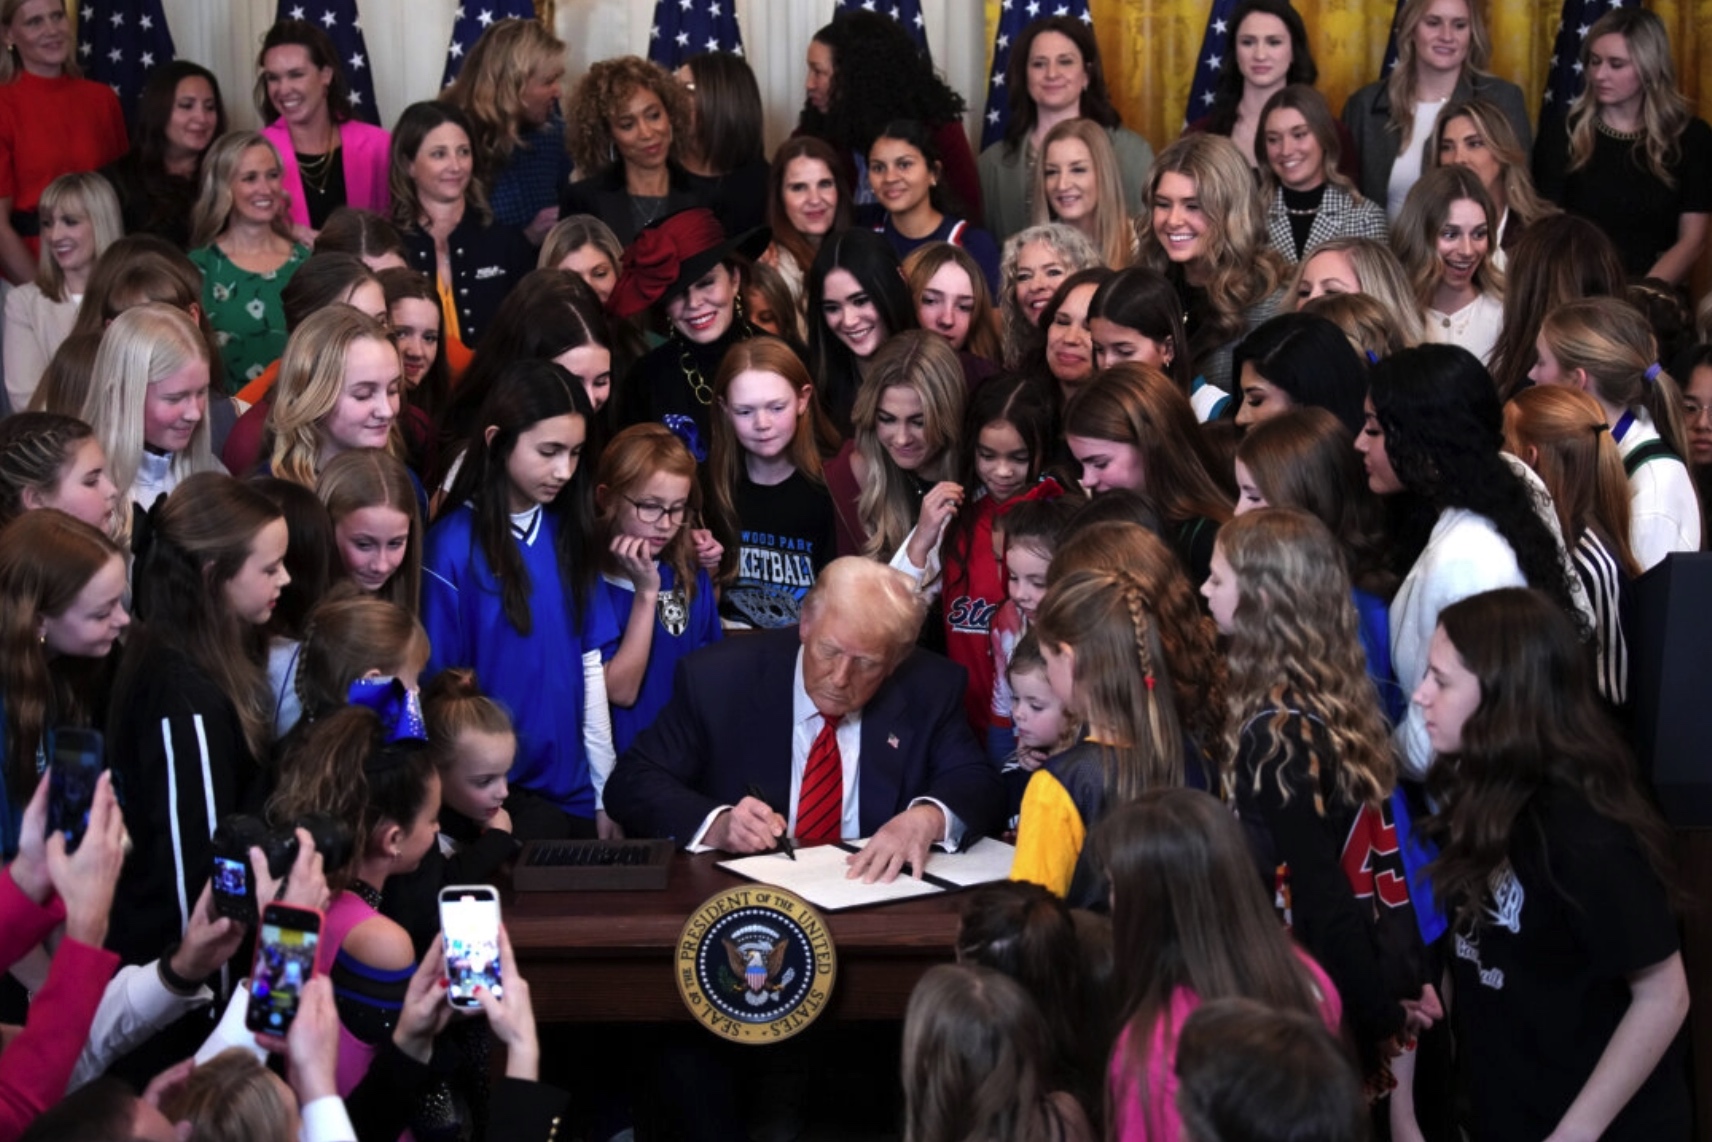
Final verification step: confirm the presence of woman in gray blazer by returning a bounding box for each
[1255,86,1388,264]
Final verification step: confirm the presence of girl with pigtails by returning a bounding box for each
[1009,568,1187,910]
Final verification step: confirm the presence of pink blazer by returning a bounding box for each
[261,118,392,230]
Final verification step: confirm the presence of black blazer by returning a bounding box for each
[558,161,710,248]
[605,627,1005,846]
[1341,72,1532,209]
[402,210,534,349]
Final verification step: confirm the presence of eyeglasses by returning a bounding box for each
[1685,401,1712,424]
[624,495,690,525]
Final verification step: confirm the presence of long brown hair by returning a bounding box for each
[1064,364,1234,527]
[1049,520,1226,763]
[1488,214,1626,402]
[1096,789,1328,1135]
[0,511,123,795]
[293,594,426,726]
[1384,0,1493,144]
[1423,588,1679,926]
[125,473,281,760]
[1217,509,1396,809]
[1034,569,1185,801]
[1504,385,1640,578]
[315,447,423,614]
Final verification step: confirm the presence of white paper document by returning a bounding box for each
[717,837,1017,912]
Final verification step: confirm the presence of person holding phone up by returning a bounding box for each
[0,767,126,1139]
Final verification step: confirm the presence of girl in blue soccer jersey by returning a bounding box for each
[423,359,621,840]
[706,336,838,630]
[594,423,722,757]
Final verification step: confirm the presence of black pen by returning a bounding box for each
[746,783,796,860]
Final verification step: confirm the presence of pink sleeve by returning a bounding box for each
[0,938,120,1142]
[0,874,65,972]
[341,121,393,218]
[1108,993,1195,1142]
[1298,946,1346,1034]
[262,121,309,230]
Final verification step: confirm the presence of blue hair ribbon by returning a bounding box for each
[661,414,708,463]
[346,677,428,744]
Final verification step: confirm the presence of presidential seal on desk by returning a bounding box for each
[676,886,837,1043]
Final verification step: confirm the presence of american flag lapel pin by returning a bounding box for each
[887,733,900,749]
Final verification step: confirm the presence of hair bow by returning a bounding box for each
[347,677,427,744]
[998,476,1066,515]
[1644,362,1663,383]
[661,414,708,463]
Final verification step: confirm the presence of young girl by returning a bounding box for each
[903,241,1002,362]
[868,120,1002,295]
[1530,296,1700,570]
[253,477,336,736]
[1033,119,1131,270]
[1086,266,1224,421]
[381,668,520,957]
[1504,385,1641,708]
[0,510,128,857]
[378,266,451,427]
[539,214,649,388]
[1394,165,1504,365]
[1417,589,1690,1139]
[316,447,424,614]
[825,329,965,560]
[0,413,119,533]
[895,374,1055,731]
[807,227,919,437]
[1285,236,1427,346]
[1533,6,1712,283]
[999,630,1075,834]
[1204,508,1432,1134]
[596,424,723,756]
[424,359,620,840]
[289,594,429,737]
[988,494,1083,761]
[268,307,407,496]
[83,301,222,535]
[1064,363,1234,584]
[999,222,1101,370]
[4,172,122,410]
[269,699,441,1096]
[1096,788,1343,1142]
[1133,134,1286,392]
[706,338,837,629]
[107,473,288,967]
[901,964,1093,1142]
[1010,568,1186,909]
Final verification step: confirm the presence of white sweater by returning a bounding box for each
[1616,409,1702,571]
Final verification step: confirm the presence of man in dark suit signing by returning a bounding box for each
[605,557,1004,882]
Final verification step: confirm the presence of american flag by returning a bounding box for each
[1378,0,1405,80]
[833,0,927,54]
[78,0,176,120]
[442,1,540,88]
[1183,0,1239,128]
[979,0,1093,150]
[274,1,380,125]
[648,0,745,70]
[1539,0,1640,133]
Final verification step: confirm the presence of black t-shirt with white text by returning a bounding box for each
[721,469,836,629]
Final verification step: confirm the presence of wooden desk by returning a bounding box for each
[506,853,963,1023]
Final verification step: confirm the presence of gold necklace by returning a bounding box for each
[678,342,713,405]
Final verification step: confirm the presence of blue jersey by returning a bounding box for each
[599,563,721,755]
[423,505,620,818]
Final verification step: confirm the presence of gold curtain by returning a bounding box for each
[980,0,1712,155]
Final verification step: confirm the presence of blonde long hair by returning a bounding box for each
[1284,236,1426,347]
[1538,296,1694,467]
[1035,568,1185,801]
[34,173,122,301]
[190,132,297,249]
[852,331,964,560]
[439,17,566,173]
[269,307,399,488]
[1216,509,1395,809]
[1428,98,1556,229]
[1384,0,1494,145]
[83,303,219,539]
[1032,119,1131,270]
[1566,8,1691,187]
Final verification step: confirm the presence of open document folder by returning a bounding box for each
[717,837,1016,912]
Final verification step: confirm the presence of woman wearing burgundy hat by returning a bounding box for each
[610,207,769,445]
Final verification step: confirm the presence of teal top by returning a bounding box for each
[189,241,310,394]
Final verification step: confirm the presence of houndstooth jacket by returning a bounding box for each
[1264,183,1390,264]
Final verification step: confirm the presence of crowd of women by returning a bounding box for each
[0,0,1703,1137]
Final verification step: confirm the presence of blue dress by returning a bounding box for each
[423,504,620,819]
[598,563,721,755]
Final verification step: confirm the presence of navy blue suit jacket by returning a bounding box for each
[604,627,1004,847]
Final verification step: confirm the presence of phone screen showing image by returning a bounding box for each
[441,889,502,1007]
[48,731,104,854]
[247,909,320,1034]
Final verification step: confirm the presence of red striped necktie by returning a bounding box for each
[796,713,843,844]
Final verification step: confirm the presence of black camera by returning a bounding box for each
[210,812,355,923]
